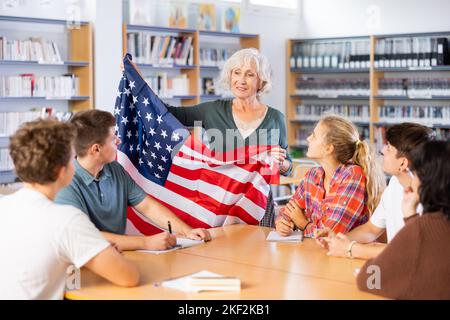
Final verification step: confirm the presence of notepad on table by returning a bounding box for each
[137,237,204,254]
[161,270,241,292]
[266,230,303,242]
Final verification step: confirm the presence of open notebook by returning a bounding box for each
[266,230,303,242]
[137,237,204,254]
[161,270,241,293]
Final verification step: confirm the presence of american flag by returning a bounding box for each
[115,54,279,235]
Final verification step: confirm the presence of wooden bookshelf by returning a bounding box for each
[0,16,94,184]
[287,32,450,159]
[122,24,260,107]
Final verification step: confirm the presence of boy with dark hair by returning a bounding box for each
[55,110,211,251]
[316,123,434,259]
[0,119,139,299]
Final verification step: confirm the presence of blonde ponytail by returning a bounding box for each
[320,115,385,214]
[352,139,385,213]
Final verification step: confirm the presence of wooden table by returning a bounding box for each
[65,225,382,300]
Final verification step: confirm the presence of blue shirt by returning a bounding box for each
[55,160,147,234]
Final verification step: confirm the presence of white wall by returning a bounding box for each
[298,0,450,38]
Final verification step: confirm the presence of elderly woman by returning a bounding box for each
[165,48,292,226]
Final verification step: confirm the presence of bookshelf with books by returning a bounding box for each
[123,23,259,105]
[287,32,450,159]
[287,36,371,158]
[0,15,94,184]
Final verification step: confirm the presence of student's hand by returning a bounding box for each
[143,232,177,250]
[402,186,420,219]
[326,232,352,258]
[314,227,335,250]
[186,228,212,242]
[284,199,309,230]
[275,212,295,236]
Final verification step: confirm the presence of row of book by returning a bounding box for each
[0,110,42,137]
[378,105,450,125]
[294,104,370,123]
[378,78,450,97]
[0,149,13,172]
[295,78,370,97]
[294,125,370,147]
[290,40,371,69]
[199,48,237,68]
[0,36,63,63]
[0,74,80,98]
[374,37,450,68]
[127,33,194,66]
[145,73,189,97]
[374,126,449,153]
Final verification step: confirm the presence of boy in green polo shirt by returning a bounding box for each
[56,110,211,251]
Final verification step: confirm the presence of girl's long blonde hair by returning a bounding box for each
[320,115,385,214]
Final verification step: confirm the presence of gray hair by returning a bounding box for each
[218,48,272,96]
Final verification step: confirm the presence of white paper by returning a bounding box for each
[266,231,303,242]
[162,270,234,292]
[137,237,204,254]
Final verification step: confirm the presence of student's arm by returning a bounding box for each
[346,221,385,243]
[84,246,140,287]
[100,231,176,251]
[356,218,420,299]
[134,196,211,241]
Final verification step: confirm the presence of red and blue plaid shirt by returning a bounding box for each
[280,164,369,238]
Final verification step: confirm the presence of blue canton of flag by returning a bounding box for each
[114,54,190,186]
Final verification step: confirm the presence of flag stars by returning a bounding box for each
[129,81,136,89]
[157,165,165,172]
[135,131,139,138]
[129,144,134,152]
[116,90,122,98]
[155,173,161,179]
[126,130,132,139]
[156,115,163,124]
[129,103,135,111]
[171,132,180,142]
[121,116,129,125]
[133,96,138,104]
[161,156,168,163]
[132,116,138,125]
[142,98,150,107]
[149,128,156,136]
[147,161,153,168]
[150,152,156,159]
[160,130,168,139]
[114,124,119,133]
[136,144,141,151]
[154,142,162,151]
[165,144,173,153]
[124,87,131,96]
[138,158,144,166]
[114,107,121,115]
[145,113,152,122]
[145,140,150,147]
[142,149,147,156]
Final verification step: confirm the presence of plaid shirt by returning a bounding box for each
[279,164,369,238]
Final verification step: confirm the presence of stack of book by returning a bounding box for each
[0,74,80,98]
[0,36,62,63]
[127,33,194,66]
[295,104,370,123]
[290,39,371,69]
[145,73,189,97]
[374,36,450,68]
[295,77,370,97]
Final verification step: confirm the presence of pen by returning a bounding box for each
[168,221,172,234]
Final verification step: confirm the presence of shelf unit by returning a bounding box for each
[287,32,450,158]
[122,24,259,106]
[0,15,94,184]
